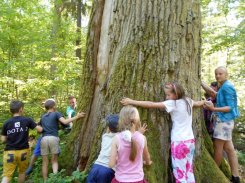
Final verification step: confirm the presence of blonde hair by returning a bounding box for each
[119,105,141,161]
[215,66,228,78]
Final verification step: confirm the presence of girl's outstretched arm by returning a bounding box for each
[193,100,205,107]
[109,136,118,168]
[121,98,165,109]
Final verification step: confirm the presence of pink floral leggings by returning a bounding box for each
[171,139,195,183]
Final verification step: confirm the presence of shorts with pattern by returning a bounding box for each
[40,136,60,155]
[171,139,195,183]
[2,148,30,180]
[213,115,234,141]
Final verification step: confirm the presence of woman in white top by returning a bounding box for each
[121,82,204,183]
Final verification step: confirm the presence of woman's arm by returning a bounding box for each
[109,137,118,168]
[204,101,230,112]
[205,84,237,113]
[121,98,165,109]
[201,81,217,98]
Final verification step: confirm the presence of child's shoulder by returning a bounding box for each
[22,116,33,119]
[4,116,33,125]
[8,116,32,121]
[4,117,13,125]
[103,132,117,138]
[134,131,145,139]
[43,111,61,116]
[54,111,63,115]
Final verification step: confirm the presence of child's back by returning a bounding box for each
[115,131,145,182]
[163,99,194,141]
[40,99,85,181]
[3,116,37,150]
[87,114,119,183]
[109,106,151,183]
[40,111,63,137]
[95,132,116,167]
[1,100,42,183]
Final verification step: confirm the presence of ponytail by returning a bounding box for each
[183,98,192,115]
[129,138,137,161]
[118,105,140,162]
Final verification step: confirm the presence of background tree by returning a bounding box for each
[61,0,231,182]
[0,0,87,122]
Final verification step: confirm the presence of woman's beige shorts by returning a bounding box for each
[213,115,234,141]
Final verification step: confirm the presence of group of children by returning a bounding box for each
[86,82,206,183]
[1,98,85,183]
[1,79,239,183]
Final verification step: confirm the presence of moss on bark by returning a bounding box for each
[60,1,232,182]
[195,148,230,183]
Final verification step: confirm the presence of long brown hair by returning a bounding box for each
[119,105,141,161]
[164,82,192,115]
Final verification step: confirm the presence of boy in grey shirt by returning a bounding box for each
[40,99,85,181]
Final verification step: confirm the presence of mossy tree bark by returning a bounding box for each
[61,0,230,182]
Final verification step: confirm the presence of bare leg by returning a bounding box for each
[213,138,225,166]
[1,177,10,183]
[28,155,38,169]
[51,154,58,173]
[42,155,49,181]
[26,155,38,175]
[224,140,239,176]
[18,173,25,183]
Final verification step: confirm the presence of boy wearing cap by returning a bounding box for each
[1,100,43,183]
[40,99,85,181]
[87,114,119,183]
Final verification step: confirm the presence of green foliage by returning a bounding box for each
[201,0,245,141]
[201,0,245,180]
[71,170,87,182]
[46,169,87,183]
[238,151,245,166]
[28,158,43,182]
[0,0,91,181]
[195,148,230,183]
[201,0,244,85]
[0,0,88,121]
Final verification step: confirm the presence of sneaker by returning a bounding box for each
[231,175,240,183]
[25,167,33,176]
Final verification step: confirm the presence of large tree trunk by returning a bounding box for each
[61,0,231,182]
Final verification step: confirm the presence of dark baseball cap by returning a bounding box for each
[105,114,119,133]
